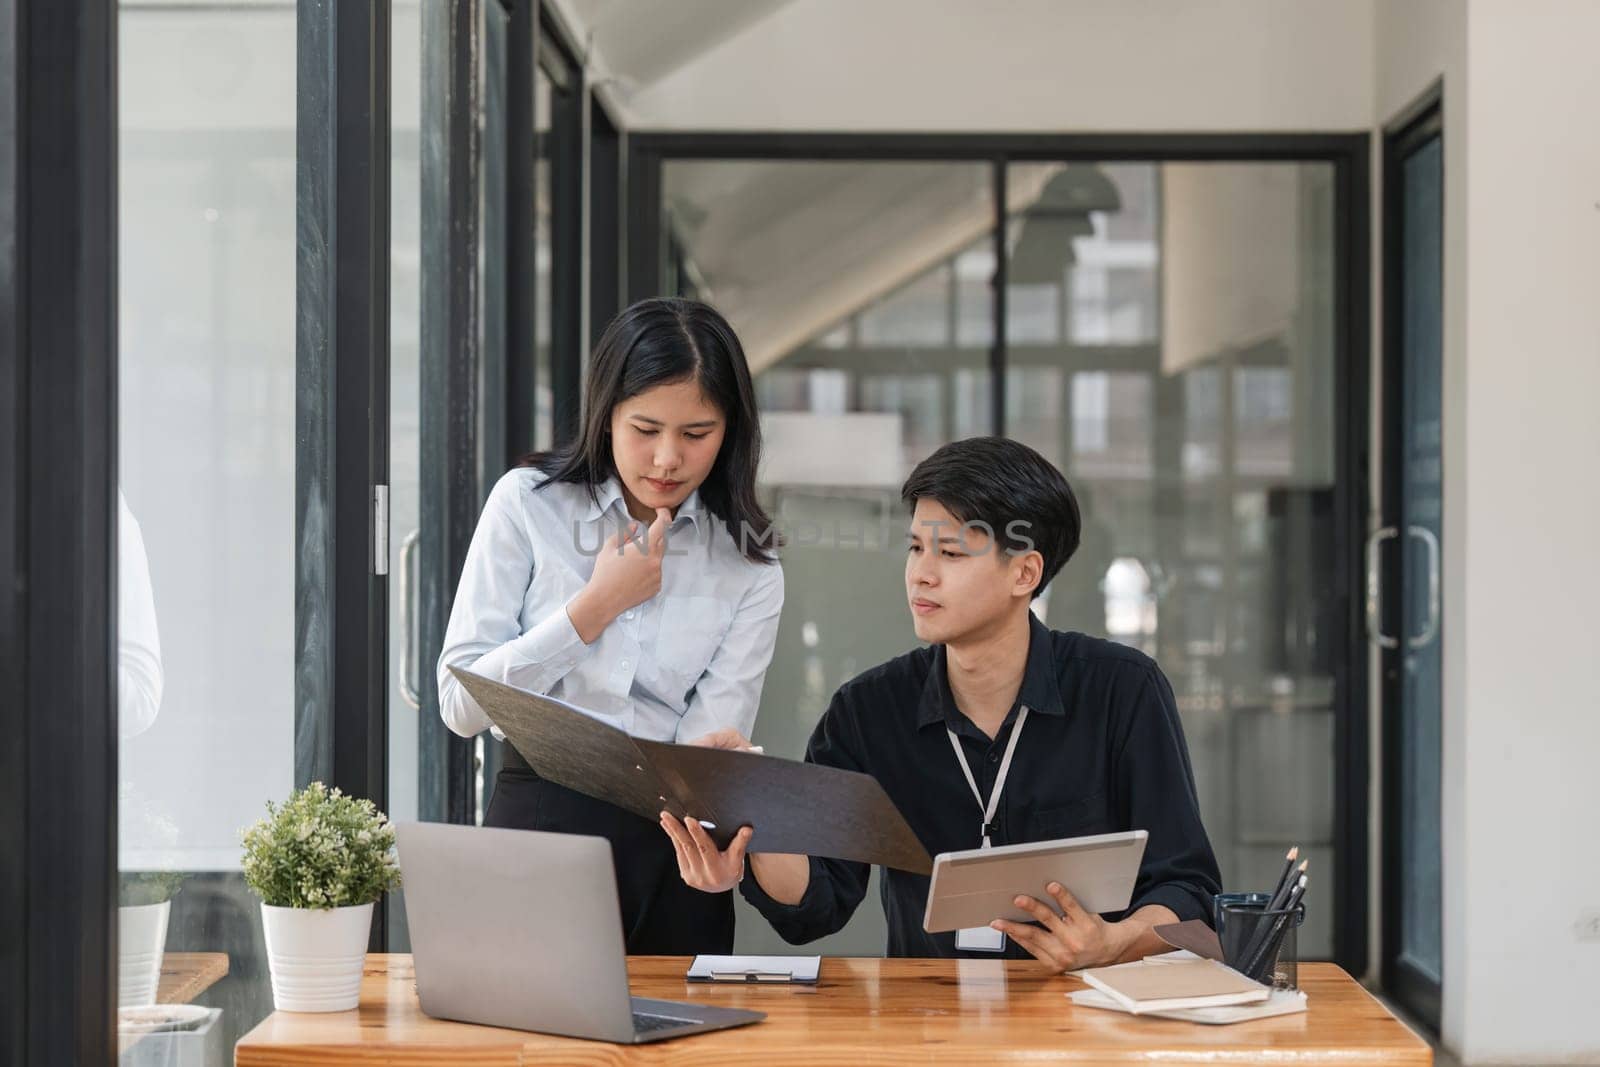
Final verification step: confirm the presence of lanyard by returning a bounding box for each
[946,705,1029,850]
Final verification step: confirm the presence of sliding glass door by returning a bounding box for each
[1380,99,1445,1030]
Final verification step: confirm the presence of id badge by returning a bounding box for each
[956,924,1005,952]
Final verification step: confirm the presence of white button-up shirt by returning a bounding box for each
[437,468,785,743]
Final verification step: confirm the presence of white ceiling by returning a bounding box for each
[560,0,796,98]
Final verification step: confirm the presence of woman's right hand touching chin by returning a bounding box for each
[566,507,669,643]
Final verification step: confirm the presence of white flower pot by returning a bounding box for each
[260,902,373,1012]
[118,900,171,1007]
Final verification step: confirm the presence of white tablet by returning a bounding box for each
[921,830,1148,934]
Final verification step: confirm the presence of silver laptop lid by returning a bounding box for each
[395,822,637,1042]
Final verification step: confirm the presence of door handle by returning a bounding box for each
[1365,526,1399,649]
[399,528,421,709]
[1407,524,1441,650]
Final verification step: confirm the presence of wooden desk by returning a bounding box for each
[235,954,1431,1065]
[156,952,230,1005]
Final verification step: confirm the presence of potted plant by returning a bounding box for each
[240,782,401,1013]
[118,870,184,1007]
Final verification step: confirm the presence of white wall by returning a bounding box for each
[574,0,1376,132]
[1457,2,1600,1061]
[1377,1,1600,1062]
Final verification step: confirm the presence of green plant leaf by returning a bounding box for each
[239,782,402,909]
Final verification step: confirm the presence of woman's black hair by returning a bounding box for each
[519,297,778,564]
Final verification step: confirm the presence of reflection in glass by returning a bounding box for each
[118,0,296,1047]
[118,490,164,741]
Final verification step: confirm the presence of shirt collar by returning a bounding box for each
[916,612,1066,732]
[581,476,704,531]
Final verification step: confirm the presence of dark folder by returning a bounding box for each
[449,667,933,874]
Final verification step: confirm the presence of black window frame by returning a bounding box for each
[535,2,584,448]
[589,95,623,352]
[417,0,536,833]
[296,0,393,948]
[2,0,121,1060]
[626,131,1372,976]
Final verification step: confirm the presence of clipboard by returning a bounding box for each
[687,955,821,984]
[449,667,933,874]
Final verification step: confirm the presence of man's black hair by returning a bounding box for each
[900,436,1081,599]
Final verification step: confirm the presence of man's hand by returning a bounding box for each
[990,882,1130,973]
[660,812,751,894]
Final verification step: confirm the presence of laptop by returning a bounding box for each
[395,822,765,1044]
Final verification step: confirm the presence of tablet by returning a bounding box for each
[921,830,1148,934]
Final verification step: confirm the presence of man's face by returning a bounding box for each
[904,498,1033,644]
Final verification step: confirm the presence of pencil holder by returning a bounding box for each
[1214,891,1305,990]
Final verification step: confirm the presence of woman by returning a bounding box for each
[437,297,784,955]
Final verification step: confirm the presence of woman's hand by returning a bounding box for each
[566,508,670,643]
[660,813,751,894]
[686,728,755,751]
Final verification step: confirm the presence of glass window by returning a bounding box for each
[117,0,297,1046]
[858,263,951,347]
[1011,160,1340,957]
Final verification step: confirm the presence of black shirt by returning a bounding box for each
[740,614,1222,958]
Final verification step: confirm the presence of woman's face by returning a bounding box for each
[609,378,727,518]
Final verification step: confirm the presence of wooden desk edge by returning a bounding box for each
[235,955,1432,1066]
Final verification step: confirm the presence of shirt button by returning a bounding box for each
[620,660,631,670]
[624,610,635,620]
[988,753,999,764]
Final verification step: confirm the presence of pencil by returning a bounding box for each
[1243,874,1309,982]
[1267,846,1299,905]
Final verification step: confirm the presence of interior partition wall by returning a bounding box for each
[627,134,1371,973]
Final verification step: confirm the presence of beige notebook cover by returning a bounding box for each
[1069,987,1307,1025]
[1080,959,1270,1014]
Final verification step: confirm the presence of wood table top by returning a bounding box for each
[235,954,1431,1066]
[156,951,230,1005]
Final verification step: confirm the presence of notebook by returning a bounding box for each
[687,955,821,984]
[1078,958,1269,1015]
[1069,987,1307,1025]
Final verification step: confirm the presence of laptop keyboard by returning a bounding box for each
[633,1010,696,1035]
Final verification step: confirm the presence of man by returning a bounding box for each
[659,436,1221,969]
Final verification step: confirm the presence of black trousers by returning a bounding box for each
[484,750,735,956]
